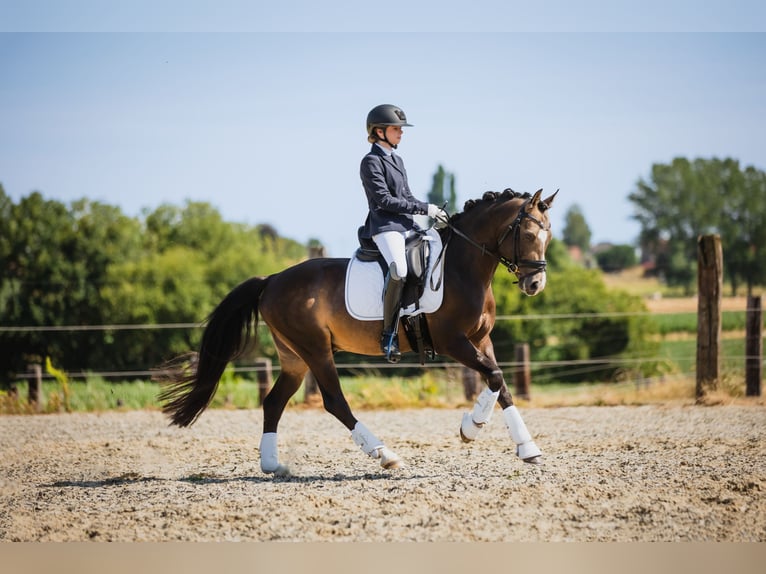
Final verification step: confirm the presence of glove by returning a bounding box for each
[427,204,449,224]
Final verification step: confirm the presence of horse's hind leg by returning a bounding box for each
[259,344,308,476]
[304,354,402,470]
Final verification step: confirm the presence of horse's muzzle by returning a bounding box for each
[519,269,547,296]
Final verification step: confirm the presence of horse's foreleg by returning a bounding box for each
[449,338,542,464]
[459,386,500,442]
[494,387,541,463]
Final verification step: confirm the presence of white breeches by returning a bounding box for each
[372,230,412,278]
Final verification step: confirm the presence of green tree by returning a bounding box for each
[717,165,766,295]
[0,192,143,378]
[0,189,308,384]
[562,204,592,253]
[428,165,458,214]
[630,158,726,294]
[595,244,637,273]
[630,157,766,295]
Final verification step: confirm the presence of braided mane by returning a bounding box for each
[452,188,535,225]
[462,188,529,212]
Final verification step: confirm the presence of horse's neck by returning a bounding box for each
[444,200,523,288]
[444,229,499,289]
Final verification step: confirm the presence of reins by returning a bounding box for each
[439,199,550,283]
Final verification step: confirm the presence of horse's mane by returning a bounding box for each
[462,188,528,211]
[453,188,548,223]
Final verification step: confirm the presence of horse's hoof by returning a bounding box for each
[516,440,542,461]
[263,463,291,477]
[382,457,402,470]
[459,413,482,443]
[379,447,402,470]
[522,456,542,465]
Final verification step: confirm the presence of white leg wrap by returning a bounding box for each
[351,422,402,469]
[503,406,542,460]
[259,432,290,475]
[460,388,499,441]
[351,421,384,457]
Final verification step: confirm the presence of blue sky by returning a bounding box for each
[1,5,765,257]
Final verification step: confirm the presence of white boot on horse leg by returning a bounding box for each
[351,421,402,469]
[460,388,499,442]
[259,432,291,476]
[503,405,542,464]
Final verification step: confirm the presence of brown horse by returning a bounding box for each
[158,188,557,475]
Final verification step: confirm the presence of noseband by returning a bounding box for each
[445,200,550,281]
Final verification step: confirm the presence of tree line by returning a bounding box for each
[629,157,766,295]
[0,185,306,382]
[560,157,766,296]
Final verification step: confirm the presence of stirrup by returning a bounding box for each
[381,332,401,363]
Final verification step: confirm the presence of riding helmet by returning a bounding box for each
[366,104,413,138]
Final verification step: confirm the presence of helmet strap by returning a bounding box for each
[378,126,398,149]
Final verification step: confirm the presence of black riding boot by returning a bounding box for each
[381,269,405,363]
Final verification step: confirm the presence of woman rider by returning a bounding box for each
[358,104,448,363]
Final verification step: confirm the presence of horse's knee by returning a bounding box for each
[486,369,505,392]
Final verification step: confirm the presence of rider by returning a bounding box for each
[358,104,448,363]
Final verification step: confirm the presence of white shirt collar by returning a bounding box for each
[375,143,394,156]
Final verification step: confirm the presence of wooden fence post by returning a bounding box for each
[513,343,531,400]
[696,235,722,400]
[27,363,43,412]
[746,295,762,397]
[461,366,482,401]
[304,371,321,405]
[254,358,272,405]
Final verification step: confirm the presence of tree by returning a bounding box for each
[562,204,592,253]
[628,158,748,293]
[428,165,458,214]
[595,244,637,273]
[0,190,308,384]
[0,192,144,378]
[717,165,766,295]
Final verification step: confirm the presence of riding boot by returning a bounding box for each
[381,267,405,363]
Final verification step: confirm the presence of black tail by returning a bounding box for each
[157,276,269,427]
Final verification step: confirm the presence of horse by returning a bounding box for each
[158,188,558,475]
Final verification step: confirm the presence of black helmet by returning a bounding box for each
[366,104,412,137]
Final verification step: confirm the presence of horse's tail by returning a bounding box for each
[157,276,269,427]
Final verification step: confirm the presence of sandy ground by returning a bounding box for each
[1,405,764,542]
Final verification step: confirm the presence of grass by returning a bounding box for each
[2,359,761,416]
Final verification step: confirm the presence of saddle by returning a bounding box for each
[350,228,442,364]
[355,228,432,308]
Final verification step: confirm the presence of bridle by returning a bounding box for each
[442,199,551,282]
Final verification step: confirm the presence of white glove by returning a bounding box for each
[427,204,449,223]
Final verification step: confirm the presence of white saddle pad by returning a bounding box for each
[345,228,445,321]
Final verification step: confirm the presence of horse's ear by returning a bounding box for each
[530,188,543,206]
[542,188,559,210]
